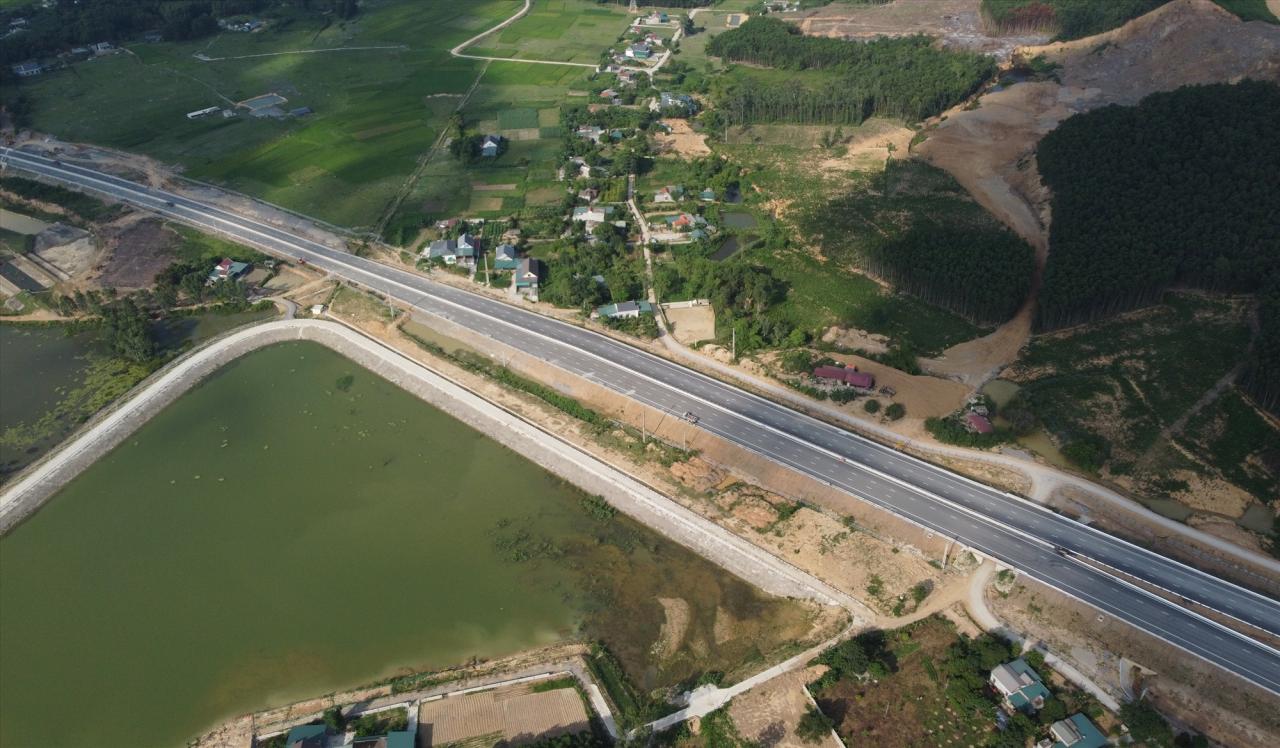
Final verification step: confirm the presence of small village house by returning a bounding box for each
[625,43,652,60]
[1039,713,1106,748]
[653,185,684,203]
[11,61,42,77]
[494,243,520,271]
[595,300,653,319]
[989,659,1050,713]
[208,257,250,283]
[572,205,614,229]
[813,365,875,390]
[425,235,480,268]
[965,412,994,434]
[515,258,542,296]
[480,134,502,158]
[699,188,716,202]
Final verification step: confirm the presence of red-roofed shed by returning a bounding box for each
[965,412,994,434]
[813,366,847,381]
[844,370,875,389]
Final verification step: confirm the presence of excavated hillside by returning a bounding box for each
[916,0,1280,381]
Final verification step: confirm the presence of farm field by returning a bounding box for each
[466,0,633,64]
[12,1,518,228]
[384,61,591,245]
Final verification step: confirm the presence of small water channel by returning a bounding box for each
[0,341,815,747]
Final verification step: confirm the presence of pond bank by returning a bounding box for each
[0,319,856,607]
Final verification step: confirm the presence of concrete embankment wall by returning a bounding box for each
[0,320,857,611]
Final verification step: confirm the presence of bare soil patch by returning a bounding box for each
[418,684,589,747]
[729,665,838,748]
[471,183,518,192]
[664,304,716,344]
[652,118,711,158]
[797,0,1048,60]
[95,218,177,289]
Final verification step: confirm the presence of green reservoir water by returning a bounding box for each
[0,324,103,479]
[1,341,813,747]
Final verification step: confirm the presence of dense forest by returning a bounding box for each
[802,160,1035,326]
[707,17,994,125]
[0,0,356,67]
[1036,81,1280,332]
[980,0,1166,39]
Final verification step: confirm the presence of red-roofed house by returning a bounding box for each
[965,412,994,434]
[844,370,875,389]
[813,366,875,390]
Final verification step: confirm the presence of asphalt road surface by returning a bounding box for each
[6,147,1279,695]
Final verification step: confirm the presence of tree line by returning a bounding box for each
[706,17,994,125]
[802,160,1036,326]
[1242,276,1280,415]
[1035,81,1280,332]
[980,0,1165,40]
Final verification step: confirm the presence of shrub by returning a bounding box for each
[796,707,835,744]
[864,399,881,414]
[885,403,906,421]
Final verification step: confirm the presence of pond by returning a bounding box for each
[721,212,757,230]
[0,310,277,483]
[712,233,758,262]
[0,323,103,479]
[0,341,816,747]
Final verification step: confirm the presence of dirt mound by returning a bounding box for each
[918,0,1280,378]
[798,0,1049,60]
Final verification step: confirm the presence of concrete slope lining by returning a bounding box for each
[6,149,1280,695]
[6,149,1277,637]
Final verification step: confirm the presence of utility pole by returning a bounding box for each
[731,325,736,360]
[483,251,490,286]
[641,408,647,444]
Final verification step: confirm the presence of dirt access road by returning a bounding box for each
[917,0,1280,381]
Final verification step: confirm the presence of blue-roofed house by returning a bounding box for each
[494,243,520,270]
[424,238,458,264]
[699,188,716,201]
[353,730,415,748]
[625,43,652,60]
[480,134,502,158]
[596,300,653,319]
[1047,713,1107,748]
[284,724,326,748]
[989,659,1050,713]
[653,92,696,114]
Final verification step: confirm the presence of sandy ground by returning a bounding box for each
[418,684,589,747]
[663,303,715,344]
[728,665,839,748]
[916,0,1280,382]
[817,120,915,173]
[797,0,1048,60]
[652,118,711,158]
[988,577,1280,748]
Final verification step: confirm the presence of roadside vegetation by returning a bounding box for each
[706,17,994,126]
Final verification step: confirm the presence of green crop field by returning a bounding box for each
[11,1,520,228]
[466,0,633,64]
[497,107,540,130]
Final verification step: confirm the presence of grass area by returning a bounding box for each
[12,1,518,228]
[1007,292,1278,508]
[385,61,590,242]
[465,0,633,64]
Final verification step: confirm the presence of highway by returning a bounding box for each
[5,147,1280,695]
